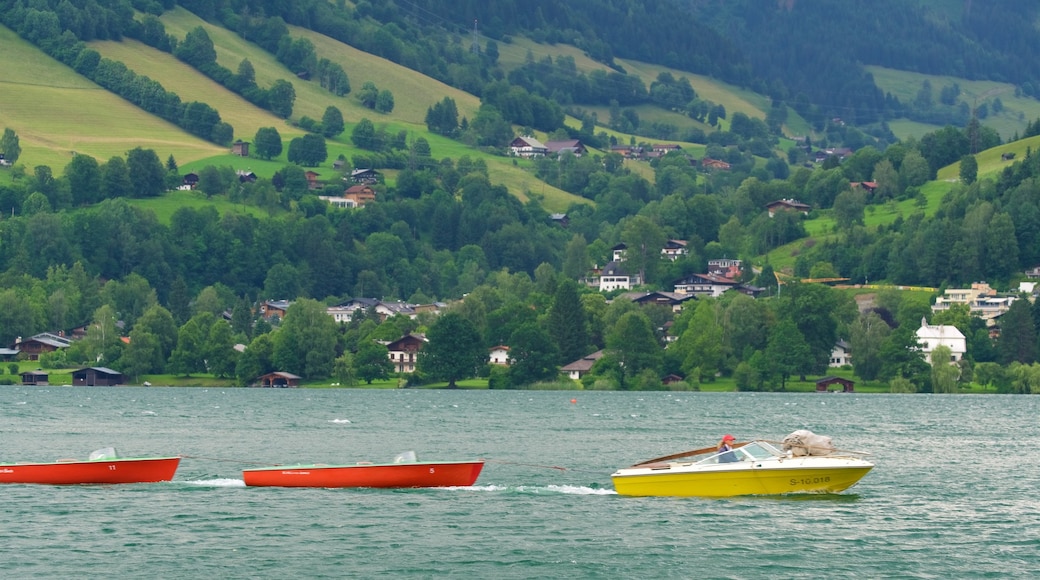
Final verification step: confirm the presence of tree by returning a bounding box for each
[506,323,560,387]
[930,345,959,393]
[267,79,296,118]
[287,134,327,166]
[254,127,283,160]
[174,26,217,68]
[204,319,237,378]
[101,156,133,198]
[849,311,891,381]
[321,106,345,138]
[420,312,485,388]
[354,339,392,384]
[763,317,812,390]
[273,299,339,378]
[168,314,211,376]
[65,154,102,205]
[621,215,667,285]
[425,97,459,136]
[351,118,377,150]
[376,89,395,113]
[357,81,379,109]
[676,300,724,381]
[126,147,166,197]
[333,352,358,386]
[1,128,21,164]
[547,280,589,365]
[959,154,978,185]
[606,310,662,387]
[998,298,1036,365]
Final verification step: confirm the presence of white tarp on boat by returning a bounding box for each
[782,430,835,456]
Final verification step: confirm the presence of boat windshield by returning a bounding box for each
[695,441,784,465]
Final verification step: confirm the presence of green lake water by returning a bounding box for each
[1,387,1038,578]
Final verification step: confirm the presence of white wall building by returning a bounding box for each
[915,318,966,364]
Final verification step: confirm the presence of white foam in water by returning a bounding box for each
[184,478,246,487]
[514,485,616,495]
[328,418,351,424]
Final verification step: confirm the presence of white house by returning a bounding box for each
[915,318,966,364]
[489,345,510,366]
[830,340,851,367]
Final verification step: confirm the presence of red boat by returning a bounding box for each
[0,448,180,485]
[242,452,484,488]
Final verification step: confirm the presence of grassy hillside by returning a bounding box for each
[867,65,1039,141]
[0,24,222,174]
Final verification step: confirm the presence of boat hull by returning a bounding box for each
[612,459,873,498]
[0,457,181,485]
[242,461,485,488]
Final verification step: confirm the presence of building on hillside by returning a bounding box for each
[231,140,249,157]
[915,318,966,364]
[259,300,292,320]
[707,258,742,279]
[509,136,548,158]
[598,261,640,292]
[386,334,426,373]
[931,282,1017,323]
[545,139,586,157]
[661,239,689,261]
[766,198,811,217]
[673,273,738,298]
[10,333,72,361]
[350,168,381,184]
[561,350,604,380]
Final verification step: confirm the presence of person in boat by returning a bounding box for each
[717,434,739,463]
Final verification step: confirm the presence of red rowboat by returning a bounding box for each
[242,452,484,488]
[0,448,180,485]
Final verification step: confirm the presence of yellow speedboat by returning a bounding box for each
[611,440,873,498]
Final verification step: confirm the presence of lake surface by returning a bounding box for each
[1,387,1038,578]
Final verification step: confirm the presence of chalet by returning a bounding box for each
[652,144,683,155]
[236,170,257,183]
[256,371,301,388]
[21,370,49,386]
[333,159,346,170]
[10,333,72,361]
[259,300,292,321]
[327,298,417,323]
[350,168,381,184]
[701,157,731,170]
[72,367,123,386]
[0,347,20,361]
[599,260,639,292]
[1002,152,1016,161]
[561,350,604,380]
[766,198,811,217]
[733,283,766,298]
[662,374,685,386]
[628,291,697,313]
[386,334,426,373]
[915,318,966,364]
[182,173,199,189]
[343,184,376,207]
[661,240,689,261]
[550,213,569,228]
[707,258,742,279]
[231,140,249,157]
[610,145,645,159]
[673,273,738,298]
[545,140,586,157]
[830,340,851,367]
[1026,266,1040,279]
[509,136,548,158]
[814,147,853,162]
[851,181,877,193]
[318,195,351,209]
[816,376,854,393]
[305,170,322,190]
[489,345,510,366]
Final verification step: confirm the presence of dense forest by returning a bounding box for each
[4,0,1040,393]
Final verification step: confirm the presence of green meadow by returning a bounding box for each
[0,24,223,172]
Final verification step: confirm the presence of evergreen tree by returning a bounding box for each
[1,128,21,164]
[547,280,589,365]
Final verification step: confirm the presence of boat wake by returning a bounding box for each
[328,419,352,424]
[440,484,616,495]
[182,478,246,487]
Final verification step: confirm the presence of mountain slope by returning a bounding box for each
[0,24,222,172]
